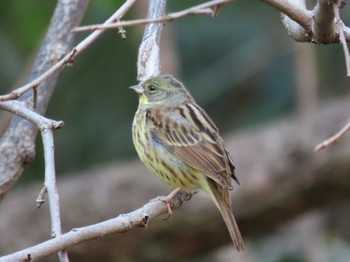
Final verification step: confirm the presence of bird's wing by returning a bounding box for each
[147,104,236,188]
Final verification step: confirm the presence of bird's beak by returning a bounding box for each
[129,84,144,95]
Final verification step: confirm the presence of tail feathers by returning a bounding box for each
[208,181,244,251]
[218,200,244,251]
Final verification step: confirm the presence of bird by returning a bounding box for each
[130,74,244,251]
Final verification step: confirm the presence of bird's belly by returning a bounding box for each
[132,111,207,191]
[133,129,201,191]
[151,142,203,191]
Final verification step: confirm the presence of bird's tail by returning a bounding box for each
[208,182,244,251]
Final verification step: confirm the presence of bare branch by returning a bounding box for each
[0,100,67,260]
[73,0,233,33]
[312,0,338,43]
[332,0,350,75]
[262,0,350,43]
[0,50,77,102]
[41,128,67,261]
[262,0,312,31]
[0,0,137,102]
[136,0,166,81]
[0,99,67,260]
[0,193,190,262]
[315,118,350,151]
[280,0,313,42]
[0,101,64,130]
[36,186,47,208]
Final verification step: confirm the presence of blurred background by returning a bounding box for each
[1,0,350,261]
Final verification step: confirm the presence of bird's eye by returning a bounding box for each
[148,85,157,92]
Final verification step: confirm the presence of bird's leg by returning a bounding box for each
[184,191,197,201]
[151,187,181,219]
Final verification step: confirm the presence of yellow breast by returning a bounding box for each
[132,108,207,192]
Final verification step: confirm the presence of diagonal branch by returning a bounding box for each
[0,0,137,102]
[73,0,234,33]
[261,0,312,32]
[315,118,350,151]
[0,194,190,262]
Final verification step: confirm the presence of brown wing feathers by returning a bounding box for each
[147,104,237,188]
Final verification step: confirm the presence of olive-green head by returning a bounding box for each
[130,75,193,108]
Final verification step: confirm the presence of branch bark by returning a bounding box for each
[136,0,166,82]
[262,0,350,43]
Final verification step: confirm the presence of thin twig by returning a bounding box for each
[0,101,64,129]
[315,118,350,152]
[0,51,76,102]
[117,22,127,40]
[0,192,190,262]
[332,0,350,76]
[0,0,137,102]
[73,0,233,33]
[36,186,48,208]
[41,128,68,261]
[0,100,67,260]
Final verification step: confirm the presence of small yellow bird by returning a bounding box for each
[131,75,244,251]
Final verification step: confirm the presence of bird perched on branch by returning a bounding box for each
[131,74,244,251]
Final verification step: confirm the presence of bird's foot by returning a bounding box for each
[150,187,181,220]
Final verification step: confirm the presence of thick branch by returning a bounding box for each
[262,0,350,43]
[313,0,338,42]
[262,0,312,31]
[136,0,167,81]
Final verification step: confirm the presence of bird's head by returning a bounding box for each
[130,75,193,107]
